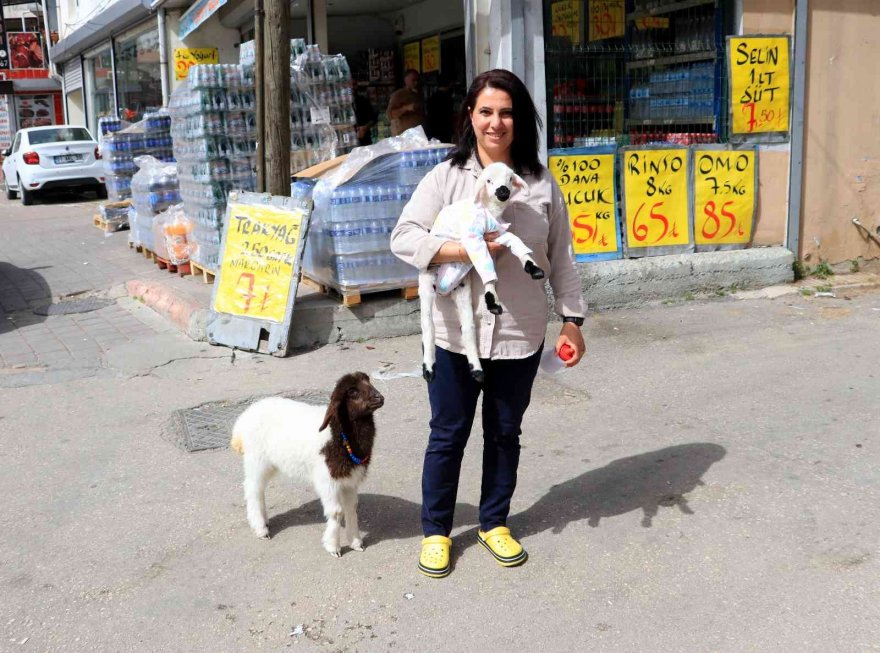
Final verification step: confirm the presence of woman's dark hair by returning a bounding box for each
[448,69,543,176]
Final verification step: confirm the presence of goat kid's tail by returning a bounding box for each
[230,431,245,455]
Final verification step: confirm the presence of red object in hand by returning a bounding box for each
[559,343,575,361]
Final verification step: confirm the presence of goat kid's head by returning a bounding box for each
[320,372,385,431]
[475,162,529,208]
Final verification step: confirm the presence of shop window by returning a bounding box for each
[544,0,734,148]
[113,24,163,123]
[84,46,114,135]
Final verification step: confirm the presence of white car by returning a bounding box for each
[2,125,106,205]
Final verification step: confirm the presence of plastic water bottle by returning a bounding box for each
[540,343,576,374]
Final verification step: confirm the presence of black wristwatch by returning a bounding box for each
[562,316,584,327]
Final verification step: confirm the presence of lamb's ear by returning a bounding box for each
[511,173,530,198]
[474,170,490,205]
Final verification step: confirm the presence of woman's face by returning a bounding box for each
[469,86,514,161]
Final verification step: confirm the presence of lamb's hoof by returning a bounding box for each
[325,546,342,557]
[422,364,435,382]
[351,539,365,552]
[470,366,485,383]
[253,526,270,540]
[485,292,503,315]
[524,260,545,280]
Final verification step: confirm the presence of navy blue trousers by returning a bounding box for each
[422,345,542,537]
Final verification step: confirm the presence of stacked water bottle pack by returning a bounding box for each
[129,156,181,251]
[102,119,175,202]
[168,63,258,270]
[143,109,174,161]
[304,145,451,290]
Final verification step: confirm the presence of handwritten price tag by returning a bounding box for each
[174,48,218,81]
[551,0,581,44]
[421,35,440,74]
[729,36,790,135]
[623,149,690,249]
[214,203,305,322]
[549,153,618,257]
[588,0,624,42]
[694,149,756,246]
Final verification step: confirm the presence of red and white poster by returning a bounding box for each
[15,95,55,129]
[0,95,13,149]
[7,32,45,69]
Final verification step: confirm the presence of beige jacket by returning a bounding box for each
[390,156,586,360]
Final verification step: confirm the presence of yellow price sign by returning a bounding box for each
[623,149,690,249]
[214,203,305,323]
[174,48,219,81]
[694,149,756,246]
[729,36,790,135]
[549,153,618,256]
[403,42,420,73]
[551,0,581,44]
[421,35,440,74]
[589,0,625,42]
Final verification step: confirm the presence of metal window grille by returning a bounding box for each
[544,0,734,148]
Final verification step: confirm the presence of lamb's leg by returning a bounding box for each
[318,485,344,557]
[453,280,484,383]
[494,232,545,279]
[419,271,437,382]
[341,488,364,551]
[483,281,502,315]
[243,455,275,539]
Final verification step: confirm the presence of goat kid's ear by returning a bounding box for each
[319,395,342,431]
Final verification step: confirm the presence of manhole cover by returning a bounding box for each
[171,392,329,452]
[34,297,113,316]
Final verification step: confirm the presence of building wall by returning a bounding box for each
[383,0,464,42]
[165,10,242,93]
[67,88,86,127]
[800,0,880,264]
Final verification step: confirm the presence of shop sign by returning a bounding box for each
[14,94,55,129]
[0,95,13,150]
[214,200,306,323]
[549,147,620,261]
[403,42,420,73]
[728,35,790,137]
[693,148,757,249]
[589,0,625,42]
[174,47,219,81]
[7,32,45,69]
[421,35,440,74]
[179,0,228,40]
[622,147,692,255]
[551,0,580,44]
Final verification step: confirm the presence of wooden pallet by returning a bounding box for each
[128,241,143,254]
[189,261,217,284]
[154,254,191,275]
[93,214,129,233]
[300,274,418,307]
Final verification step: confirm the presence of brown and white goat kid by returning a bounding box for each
[419,161,545,383]
[230,372,384,556]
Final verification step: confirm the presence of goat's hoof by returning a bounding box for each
[422,364,435,382]
[351,539,365,552]
[470,367,485,383]
[524,261,545,280]
[485,292,503,315]
[253,526,270,539]
[325,546,342,557]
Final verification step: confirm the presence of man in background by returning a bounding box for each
[351,78,377,146]
[425,73,455,143]
[386,69,426,137]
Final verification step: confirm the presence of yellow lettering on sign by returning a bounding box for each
[589,0,625,42]
[549,154,618,256]
[214,203,305,323]
[403,42,421,73]
[635,16,669,30]
[174,48,219,81]
[693,149,756,246]
[729,36,790,135]
[421,35,440,74]
[623,149,690,248]
[551,0,581,45]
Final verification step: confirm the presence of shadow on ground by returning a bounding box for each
[265,443,726,550]
[0,262,51,335]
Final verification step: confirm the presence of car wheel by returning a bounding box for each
[19,179,33,206]
[5,182,17,200]
[96,185,108,200]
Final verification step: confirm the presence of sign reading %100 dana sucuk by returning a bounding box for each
[622,148,691,254]
[728,36,790,136]
[549,152,619,260]
[693,148,757,248]
[213,203,305,323]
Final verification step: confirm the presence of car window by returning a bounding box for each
[11,133,21,153]
[27,128,94,145]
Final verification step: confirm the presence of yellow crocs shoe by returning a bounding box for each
[418,535,452,578]
[477,527,528,567]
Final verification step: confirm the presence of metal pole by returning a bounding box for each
[254,0,265,192]
[786,0,808,259]
[109,37,119,118]
[464,0,476,86]
[157,8,170,106]
[264,0,290,196]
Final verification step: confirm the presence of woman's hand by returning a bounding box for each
[484,231,503,259]
[556,321,586,368]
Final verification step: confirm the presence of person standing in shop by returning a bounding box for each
[390,68,587,579]
[351,79,378,146]
[425,73,455,143]
[386,69,426,136]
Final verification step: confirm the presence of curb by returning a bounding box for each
[125,279,209,341]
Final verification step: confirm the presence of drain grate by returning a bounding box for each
[171,392,330,452]
[34,297,113,316]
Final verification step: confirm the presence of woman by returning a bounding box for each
[390,69,586,578]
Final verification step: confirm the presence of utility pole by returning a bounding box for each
[263,0,291,196]
[254,0,265,192]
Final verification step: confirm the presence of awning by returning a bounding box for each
[179,0,228,39]
[48,0,154,64]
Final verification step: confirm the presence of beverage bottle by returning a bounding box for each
[539,343,576,374]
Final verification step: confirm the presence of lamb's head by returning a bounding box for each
[475,162,529,208]
[320,372,385,431]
